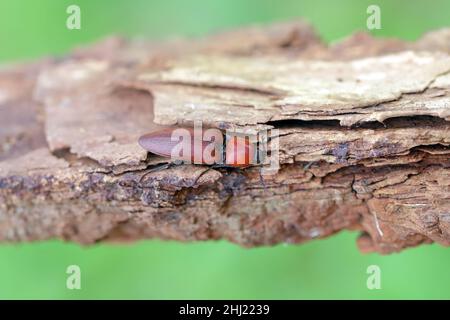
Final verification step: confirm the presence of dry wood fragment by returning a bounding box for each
[1,21,450,253]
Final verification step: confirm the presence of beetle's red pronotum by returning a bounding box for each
[138,127,256,167]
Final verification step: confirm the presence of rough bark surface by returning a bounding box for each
[1,21,449,253]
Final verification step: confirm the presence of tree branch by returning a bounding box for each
[1,21,449,253]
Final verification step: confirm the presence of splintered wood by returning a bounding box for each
[0,21,449,253]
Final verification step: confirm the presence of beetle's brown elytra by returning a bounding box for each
[138,127,256,167]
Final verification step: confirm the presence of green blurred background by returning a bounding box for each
[0,0,449,299]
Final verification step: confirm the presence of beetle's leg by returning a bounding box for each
[191,164,245,188]
[190,166,214,188]
[139,162,173,185]
[303,161,315,170]
[258,169,267,190]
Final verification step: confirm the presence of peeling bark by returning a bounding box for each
[1,21,450,253]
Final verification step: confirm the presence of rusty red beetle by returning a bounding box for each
[138,127,256,168]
